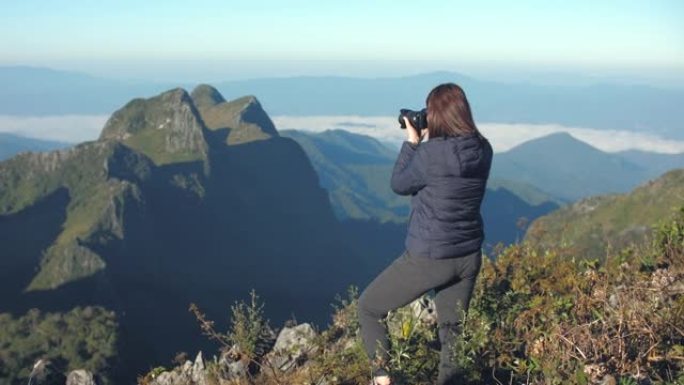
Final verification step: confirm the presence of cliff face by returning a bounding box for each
[0,85,364,383]
[0,141,151,290]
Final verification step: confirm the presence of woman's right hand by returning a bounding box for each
[403,117,428,145]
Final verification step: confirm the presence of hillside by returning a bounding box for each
[617,150,684,176]
[525,168,684,259]
[490,132,680,202]
[282,129,560,247]
[134,210,684,385]
[281,129,409,222]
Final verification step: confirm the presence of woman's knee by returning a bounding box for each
[358,289,384,319]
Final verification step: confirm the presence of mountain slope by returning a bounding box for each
[491,132,665,201]
[525,168,684,259]
[0,141,152,290]
[616,150,684,176]
[281,129,408,222]
[281,129,560,246]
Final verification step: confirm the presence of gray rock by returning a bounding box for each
[269,323,317,371]
[254,325,277,358]
[218,349,248,381]
[181,360,192,375]
[151,371,178,385]
[191,351,208,385]
[224,360,247,381]
[150,361,197,385]
[66,370,97,385]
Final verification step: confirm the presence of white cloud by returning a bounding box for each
[273,115,684,154]
[0,115,108,143]
[1,114,683,155]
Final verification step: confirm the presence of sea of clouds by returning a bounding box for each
[273,116,684,154]
[0,115,109,144]
[1,114,683,154]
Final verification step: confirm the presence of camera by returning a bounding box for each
[398,108,428,130]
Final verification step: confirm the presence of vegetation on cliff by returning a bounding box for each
[143,207,683,384]
[526,169,684,260]
[0,306,118,385]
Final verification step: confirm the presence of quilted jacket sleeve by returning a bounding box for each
[390,141,427,196]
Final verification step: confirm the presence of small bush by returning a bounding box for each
[190,289,271,361]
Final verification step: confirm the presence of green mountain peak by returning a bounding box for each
[0,85,324,293]
[190,90,278,146]
[190,84,226,108]
[99,87,209,166]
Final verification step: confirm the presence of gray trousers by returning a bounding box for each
[358,249,482,385]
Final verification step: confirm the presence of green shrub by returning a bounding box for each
[190,289,271,360]
[447,207,684,384]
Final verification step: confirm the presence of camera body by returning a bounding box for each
[398,108,428,130]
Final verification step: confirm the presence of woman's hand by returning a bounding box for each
[403,117,429,145]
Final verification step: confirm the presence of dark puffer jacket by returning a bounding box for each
[391,133,493,259]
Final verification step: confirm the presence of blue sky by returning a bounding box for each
[1,0,683,82]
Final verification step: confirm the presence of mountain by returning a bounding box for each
[616,150,684,176]
[525,168,684,259]
[0,85,387,383]
[0,132,71,160]
[2,67,682,139]
[281,129,409,223]
[491,132,683,202]
[281,129,560,247]
[0,66,172,116]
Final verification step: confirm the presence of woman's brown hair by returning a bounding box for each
[426,83,479,137]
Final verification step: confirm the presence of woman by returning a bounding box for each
[358,83,493,385]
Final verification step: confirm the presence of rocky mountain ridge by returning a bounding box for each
[0,85,372,383]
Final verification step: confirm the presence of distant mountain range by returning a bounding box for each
[2,66,682,139]
[525,168,684,260]
[280,129,682,223]
[0,132,71,160]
